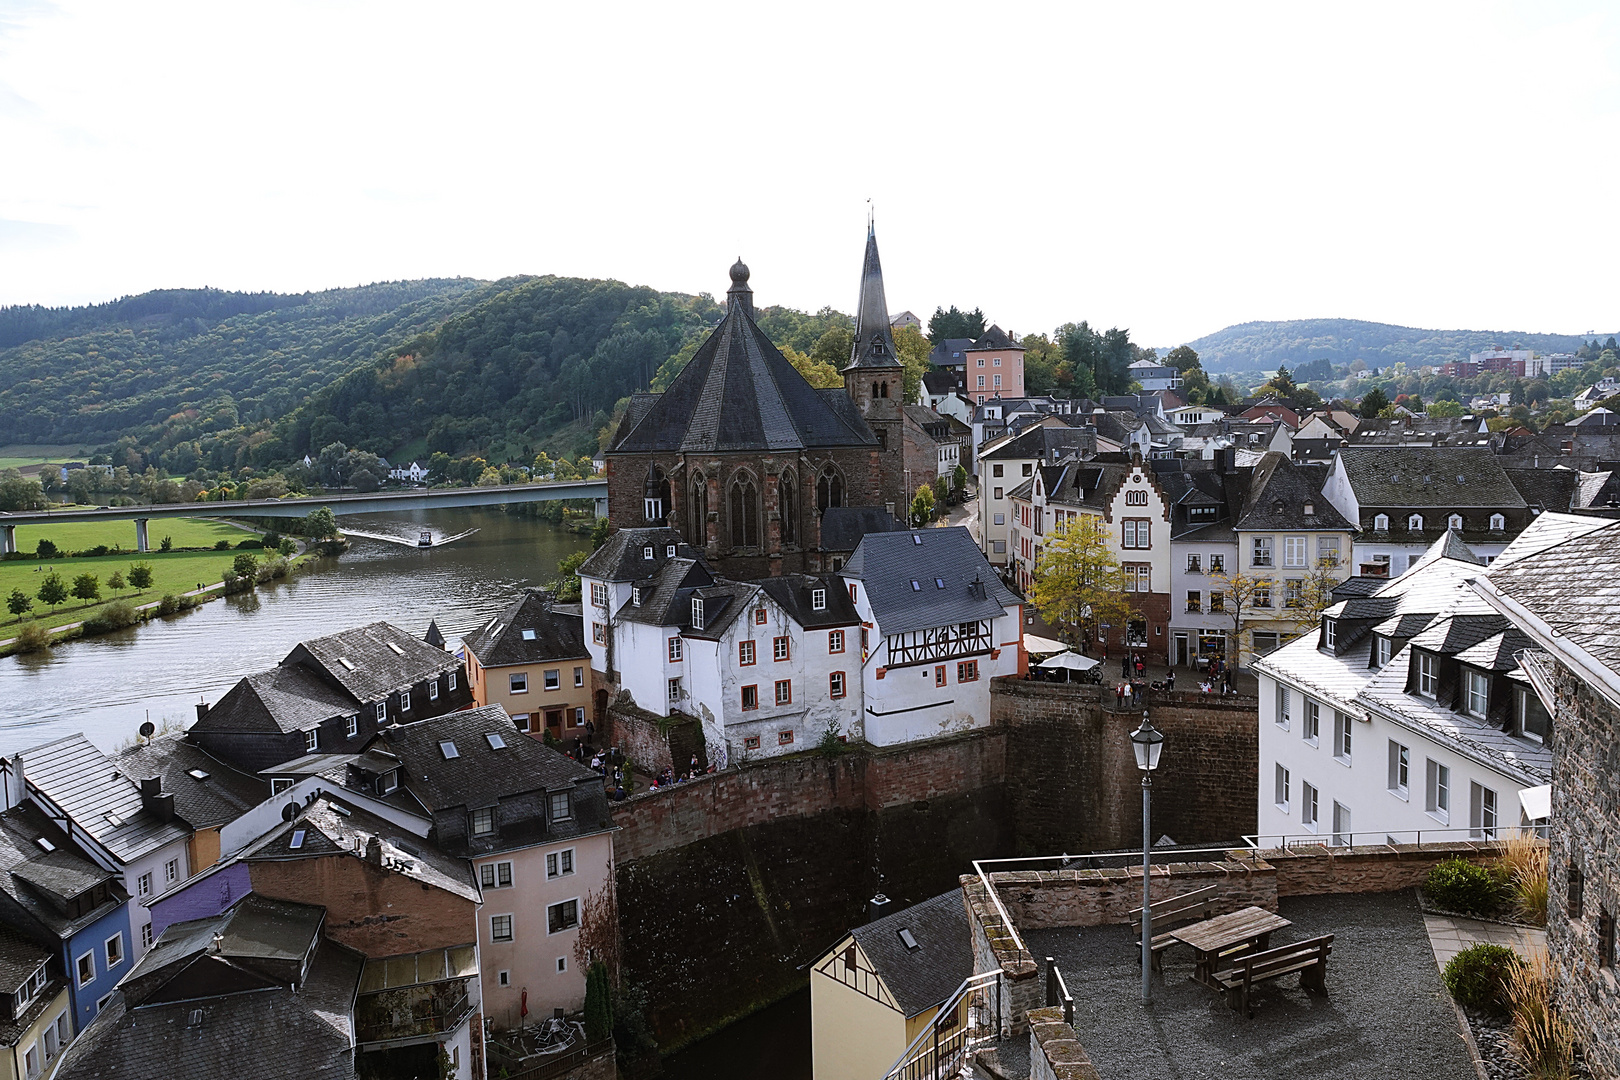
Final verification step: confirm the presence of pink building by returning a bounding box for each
[964,326,1024,404]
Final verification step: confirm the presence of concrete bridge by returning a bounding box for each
[0,480,608,554]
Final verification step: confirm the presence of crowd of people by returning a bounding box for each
[565,735,711,801]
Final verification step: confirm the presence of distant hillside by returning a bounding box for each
[1184,318,1614,373]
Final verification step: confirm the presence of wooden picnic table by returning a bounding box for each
[1168,906,1292,988]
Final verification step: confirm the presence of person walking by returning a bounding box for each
[1121,652,1131,679]
[1116,682,1126,709]
[1166,669,1175,692]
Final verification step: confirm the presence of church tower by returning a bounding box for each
[842,223,906,512]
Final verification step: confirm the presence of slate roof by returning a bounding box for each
[112,735,267,830]
[844,527,1018,637]
[0,803,120,938]
[612,276,878,453]
[1485,518,1620,680]
[1042,460,1134,513]
[294,621,461,703]
[1337,447,1526,508]
[923,369,960,395]
[848,890,973,1018]
[1235,453,1353,532]
[577,527,703,582]
[978,425,1097,464]
[847,226,902,372]
[1490,510,1615,569]
[820,506,906,552]
[0,922,50,996]
[613,557,718,628]
[1504,468,1582,513]
[191,664,359,736]
[967,325,1022,353]
[373,705,599,813]
[1331,577,1392,602]
[464,589,588,669]
[756,575,862,630]
[927,338,974,367]
[22,734,190,863]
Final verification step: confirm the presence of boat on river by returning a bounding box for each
[418,530,433,547]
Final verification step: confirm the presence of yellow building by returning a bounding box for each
[0,926,71,1080]
[464,589,594,742]
[810,891,973,1080]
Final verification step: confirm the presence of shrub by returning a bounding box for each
[35,539,57,559]
[260,531,282,551]
[235,539,262,550]
[1442,943,1521,1014]
[213,539,231,550]
[277,537,297,557]
[127,563,153,591]
[1425,857,1507,917]
[232,552,258,578]
[157,593,181,616]
[159,536,173,552]
[14,621,51,653]
[584,962,614,1042]
[82,601,139,634]
[1507,951,1575,1078]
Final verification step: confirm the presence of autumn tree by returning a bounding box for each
[781,344,841,388]
[572,884,621,981]
[1290,561,1343,634]
[1210,567,1272,667]
[1028,516,1133,652]
[891,323,932,402]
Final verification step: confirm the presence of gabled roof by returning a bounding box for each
[848,890,972,1018]
[819,506,906,553]
[22,734,190,863]
[612,268,878,453]
[967,325,1022,352]
[0,803,119,938]
[613,557,718,628]
[756,574,862,630]
[843,527,1018,637]
[977,424,1096,463]
[0,923,49,997]
[464,589,588,669]
[927,338,974,367]
[1234,453,1353,532]
[112,735,267,830]
[1337,447,1526,509]
[1485,518,1620,681]
[291,622,461,703]
[191,664,358,737]
[577,527,702,582]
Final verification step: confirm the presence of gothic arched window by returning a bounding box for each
[688,472,708,547]
[729,477,760,549]
[779,469,797,545]
[817,467,844,512]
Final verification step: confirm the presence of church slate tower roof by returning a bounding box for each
[845,223,902,373]
[610,261,878,455]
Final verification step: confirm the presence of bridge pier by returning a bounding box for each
[135,518,149,553]
[594,497,608,520]
[0,524,13,555]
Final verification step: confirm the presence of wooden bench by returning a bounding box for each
[1128,884,1220,971]
[1211,934,1334,1016]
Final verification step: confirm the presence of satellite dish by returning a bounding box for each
[281,803,297,822]
[138,721,156,739]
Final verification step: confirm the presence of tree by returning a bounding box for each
[106,570,126,595]
[584,963,615,1043]
[932,474,949,508]
[277,537,297,557]
[780,344,841,389]
[0,469,47,512]
[1427,399,1464,418]
[1357,386,1389,418]
[70,572,100,604]
[554,550,588,602]
[1166,345,1201,373]
[953,463,968,494]
[927,305,986,344]
[1027,516,1133,653]
[1210,567,1272,668]
[232,553,258,578]
[305,506,338,539]
[37,572,67,610]
[6,589,32,617]
[892,324,932,403]
[36,539,57,559]
[1291,562,1342,633]
[909,485,935,527]
[127,563,154,591]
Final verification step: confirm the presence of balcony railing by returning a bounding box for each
[356,978,474,1047]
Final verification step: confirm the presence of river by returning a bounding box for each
[0,507,589,756]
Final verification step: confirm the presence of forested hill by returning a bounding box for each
[0,280,491,447]
[1185,318,1610,373]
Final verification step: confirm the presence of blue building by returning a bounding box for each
[0,801,133,1035]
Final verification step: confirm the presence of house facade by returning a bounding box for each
[976,425,1098,568]
[963,326,1025,404]
[0,925,70,1080]
[465,589,592,740]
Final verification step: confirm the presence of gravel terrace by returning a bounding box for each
[1024,890,1477,1080]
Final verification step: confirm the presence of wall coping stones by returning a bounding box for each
[1027,1006,1104,1080]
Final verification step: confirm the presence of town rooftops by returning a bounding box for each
[756,574,862,630]
[577,527,701,582]
[613,556,719,628]
[0,803,121,939]
[291,621,460,703]
[464,588,588,669]
[927,338,974,367]
[819,506,906,553]
[977,424,1097,464]
[848,890,972,1018]
[1479,517,1620,687]
[0,923,49,999]
[1337,447,1526,509]
[1234,453,1353,532]
[844,527,1019,637]
[22,733,190,864]
[966,325,1022,353]
[111,734,267,831]
[191,664,358,737]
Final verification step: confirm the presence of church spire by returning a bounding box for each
[845,221,900,371]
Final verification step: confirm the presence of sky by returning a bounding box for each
[1,1,1617,346]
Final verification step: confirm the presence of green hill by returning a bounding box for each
[1184,318,1615,373]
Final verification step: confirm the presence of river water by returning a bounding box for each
[0,508,589,755]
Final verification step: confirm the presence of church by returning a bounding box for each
[604,227,915,577]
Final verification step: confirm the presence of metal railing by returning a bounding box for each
[356,985,473,1047]
[1044,957,1074,1026]
[882,970,1003,1080]
[1243,822,1548,850]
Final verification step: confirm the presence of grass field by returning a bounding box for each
[0,518,266,640]
[0,444,93,469]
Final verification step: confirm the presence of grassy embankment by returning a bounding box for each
[0,518,261,639]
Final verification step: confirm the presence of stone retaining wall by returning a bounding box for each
[1027,1007,1104,1080]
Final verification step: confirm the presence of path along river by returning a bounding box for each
[0,508,588,756]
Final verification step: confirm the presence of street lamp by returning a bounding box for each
[1130,710,1165,1004]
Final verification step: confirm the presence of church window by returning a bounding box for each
[818,468,844,512]
[730,478,761,549]
[779,469,798,544]
[688,474,708,547]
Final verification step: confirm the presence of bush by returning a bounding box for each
[584,962,614,1042]
[235,539,262,549]
[127,563,153,591]
[159,536,173,552]
[1425,857,1507,917]
[36,539,57,559]
[72,544,110,558]
[232,553,258,578]
[13,621,51,653]
[213,539,231,550]
[82,601,139,634]
[1443,943,1521,1014]
[157,593,181,616]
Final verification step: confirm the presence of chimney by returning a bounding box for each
[195,701,210,722]
[140,776,176,823]
[365,835,384,867]
[0,755,23,813]
[867,893,891,923]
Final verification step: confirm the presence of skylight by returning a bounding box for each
[911,580,921,591]
[439,741,460,760]
[330,804,351,817]
[188,768,210,781]
[521,629,536,641]
[386,642,405,656]
[486,733,507,750]
[105,812,124,827]
[35,837,54,853]
[913,535,923,545]
[289,829,306,850]
[898,928,919,950]
[935,578,945,589]
[338,657,356,671]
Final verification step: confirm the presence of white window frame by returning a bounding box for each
[1333,711,1352,765]
[1489,513,1505,530]
[1470,782,1498,840]
[1448,514,1463,530]
[448,671,458,691]
[480,860,514,890]
[470,807,495,836]
[1409,514,1423,531]
[304,728,319,753]
[1275,684,1291,729]
[401,690,412,712]
[1284,535,1307,568]
[811,588,826,611]
[1416,652,1437,698]
[668,677,682,703]
[1373,513,1389,531]
[1317,536,1340,566]
[1300,781,1318,832]
[137,871,152,897]
[550,791,573,822]
[1323,619,1336,648]
[75,950,95,988]
[104,931,124,970]
[490,913,514,942]
[574,666,585,687]
[1302,698,1320,746]
[165,858,179,884]
[141,922,153,949]
[1375,636,1392,667]
[346,714,359,738]
[547,847,576,879]
[1425,759,1450,823]
[428,680,439,702]
[544,669,561,691]
[1388,741,1409,799]
[1332,801,1352,847]
[1464,669,1489,719]
[547,898,581,935]
[668,637,683,663]
[509,672,528,694]
[1252,536,1273,567]
[375,701,387,722]
[1274,763,1290,812]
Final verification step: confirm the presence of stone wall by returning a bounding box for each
[249,853,477,957]
[1546,659,1620,1080]
[993,679,1260,854]
[1027,1006,1104,1080]
[603,696,707,778]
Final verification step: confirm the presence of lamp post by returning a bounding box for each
[1130,710,1165,1004]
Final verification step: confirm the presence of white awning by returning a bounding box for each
[1519,784,1551,821]
[1022,633,1071,656]
[1037,651,1100,671]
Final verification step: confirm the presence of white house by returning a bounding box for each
[1251,526,1569,848]
[1126,357,1182,392]
[841,527,1024,745]
[388,460,428,483]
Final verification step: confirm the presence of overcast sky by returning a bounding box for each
[1,1,1616,345]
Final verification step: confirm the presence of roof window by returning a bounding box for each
[936,578,946,589]
[188,768,210,781]
[386,642,405,656]
[911,580,921,591]
[643,546,654,559]
[105,812,124,827]
[521,629,537,641]
[898,928,920,950]
[338,658,356,671]
[289,829,306,850]
[486,733,507,750]
[913,535,923,545]
[439,741,460,760]
[35,837,54,853]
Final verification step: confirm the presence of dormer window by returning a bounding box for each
[1448,514,1463,530]
[1374,514,1389,531]
[1490,513,1505,531]
[1408,514,1423,531]
[1323,619,1336,648]
[1463,668,1489,719]
[643,546,654,560]
[691,598,705,630]
[1416,651,1437,698]
[811,588,826,611]
[632,587,642,606]
[667,544,677,557]
[1375,636,1392,667]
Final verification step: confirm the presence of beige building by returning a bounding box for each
[0,926,70,1080]
[810,892,972,1080]
[465,589,594,741]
